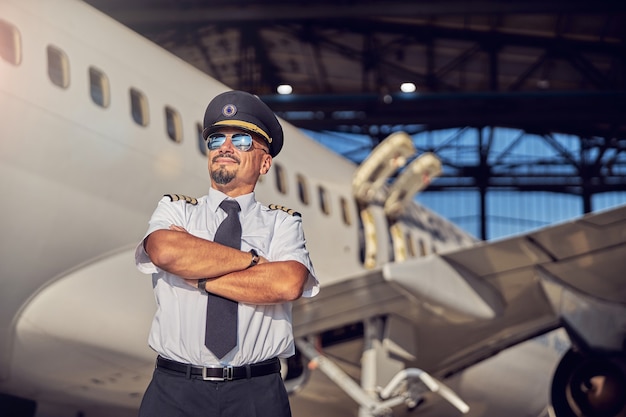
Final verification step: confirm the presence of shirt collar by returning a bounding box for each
[207,187,256,215]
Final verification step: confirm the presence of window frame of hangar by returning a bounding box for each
[88,66,110,108]
[0,20,21,65]
[296,174,309,205]
[130,87,149,127]
[274,163,287,195]
[165,106,183,143]
[47,45,70,89]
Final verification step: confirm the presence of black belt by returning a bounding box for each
[156,356,280,381]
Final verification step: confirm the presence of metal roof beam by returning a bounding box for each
[90,1,626,26]
[262,91,626,139]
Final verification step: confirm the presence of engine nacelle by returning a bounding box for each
[551,348,626,417]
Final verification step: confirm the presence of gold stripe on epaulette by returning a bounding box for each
[164,194,198,205]
[269,203,301,217]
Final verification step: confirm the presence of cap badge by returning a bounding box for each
[222,104,237,117]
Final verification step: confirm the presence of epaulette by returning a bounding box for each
[269,204,301,217]
[164,194,198,205]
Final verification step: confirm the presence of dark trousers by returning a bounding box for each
[139,367,292,417]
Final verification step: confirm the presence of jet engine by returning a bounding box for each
[551,348,626,417]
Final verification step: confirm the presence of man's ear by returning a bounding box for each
[260,154,272,175]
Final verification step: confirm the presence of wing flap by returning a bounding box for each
[440,235,553,277]
[382,256,505,319]
[443,204,626,303]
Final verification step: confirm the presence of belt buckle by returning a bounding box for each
[223,365,234,381]
[202,365,234,381]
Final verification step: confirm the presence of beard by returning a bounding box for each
[211,153,240,185]
[211,166,237,184]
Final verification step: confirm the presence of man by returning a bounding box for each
[135,90,319,417]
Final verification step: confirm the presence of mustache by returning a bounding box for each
[212,152,240,164]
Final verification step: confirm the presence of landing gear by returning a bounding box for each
[296,317,469,417]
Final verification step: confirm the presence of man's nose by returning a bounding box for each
[218,137,235,152]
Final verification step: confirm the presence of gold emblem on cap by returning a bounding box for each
[222,104,237,117]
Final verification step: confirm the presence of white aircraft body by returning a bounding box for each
[1,1,625,417]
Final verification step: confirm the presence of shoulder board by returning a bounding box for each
[269,204,301,217]
[164,194,198,205]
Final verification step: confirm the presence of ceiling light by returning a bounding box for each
[401,82,416,93]
[277,84,293,95]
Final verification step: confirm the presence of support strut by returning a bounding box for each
[295,336,469,417]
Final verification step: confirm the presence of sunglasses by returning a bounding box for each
[207,133,268,153]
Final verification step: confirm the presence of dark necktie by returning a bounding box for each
[205,199,241,358]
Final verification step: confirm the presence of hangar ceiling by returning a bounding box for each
[84,0,626,223]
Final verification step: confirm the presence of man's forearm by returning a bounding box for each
[201,260,308,304]
[144,228,251,279]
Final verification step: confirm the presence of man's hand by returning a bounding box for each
[166,222,269,289]
[169,224,188,233]
[183,278,199,288]
[182,252,270,289]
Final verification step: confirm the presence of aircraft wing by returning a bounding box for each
[293,204,626,378]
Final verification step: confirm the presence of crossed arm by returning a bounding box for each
[144,227,309,304]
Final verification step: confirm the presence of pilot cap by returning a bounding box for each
[202,90,284,157]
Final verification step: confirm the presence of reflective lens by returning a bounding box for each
[207,133,254,151]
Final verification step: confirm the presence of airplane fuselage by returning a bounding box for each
[2,2,625,417]
[0,0,472,414]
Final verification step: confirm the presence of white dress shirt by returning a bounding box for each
[135,187,319,366]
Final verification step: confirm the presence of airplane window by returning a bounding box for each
[130,88,149,126]
[197,122,207,156]
[0,20,21,65]
[340,197,352,225]
[296,174,309,205]
[165,106,183,143]
[318,186,330,215]
[47,45,70,89]
[418,238,426,256]
[88,66,110,108]
[407,232,416,257]
[274,163,287,194]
